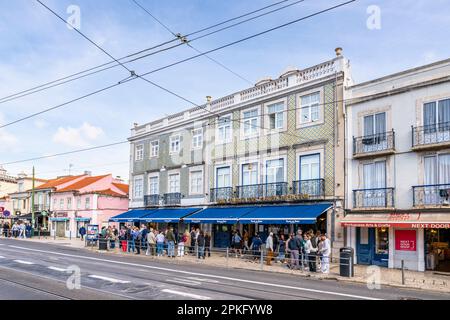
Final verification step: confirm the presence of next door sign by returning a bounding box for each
[395,230,416,251]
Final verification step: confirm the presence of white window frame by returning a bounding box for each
[216,114,233,144]
[133,175,144,199]
[189,169,204,195]
[297,89,324,128]
[77,198,81,210]
[150,140,159,158]
[214,163,233,188]
[59,198,64,210]
[168,172,180,193]
[148,174,159,195]
[239,160,260,186]
[192,128,203,149]
[67,197,72,210]
[85,197,91,210]
[296,147,325,181]
[169,135,181,154]
[265,99,287,133]
[135,144,144,162]
[241,108,260,139]
[264,155,287,183]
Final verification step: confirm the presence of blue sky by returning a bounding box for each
[0,0,449,181]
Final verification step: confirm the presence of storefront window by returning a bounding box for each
[375,227,389,255]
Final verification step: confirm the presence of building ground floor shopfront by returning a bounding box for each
[49,211,118,238]
[342,213,450,272]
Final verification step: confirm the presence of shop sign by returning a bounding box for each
[86,224,99,241]
[395,229,416,251]
[411,223,450,229]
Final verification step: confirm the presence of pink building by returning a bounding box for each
[49,174,129,238]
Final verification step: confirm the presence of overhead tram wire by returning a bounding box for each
[131,0,253,85]
[0,0,290,104]
[3,0,356,131]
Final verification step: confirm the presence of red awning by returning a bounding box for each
[341,213,450,229]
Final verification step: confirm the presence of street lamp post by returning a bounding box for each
[31,166,35,238]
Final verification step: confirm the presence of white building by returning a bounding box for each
[343,58,450,272]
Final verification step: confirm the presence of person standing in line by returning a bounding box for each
[189,227,196,254]
[146,227,156,256]
[177,230,186,257]
[140,225,148,254]
[319,234,331,273]
[204,232,211,258]
[166,227,176,258]
[232,231,242,257]
[134,227,142,255]
[277,234,286,264]
[127,226,135,253]
[250,234,263,261]
[265,232,274,266]
[243,230,250,254]
[305,234,317,272]
[79,225,86,240]
[288,233,300,270]
[197,230,205,259]
[156,230,165,256]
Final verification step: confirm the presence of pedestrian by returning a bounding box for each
[265,232,274,265]
[140,225,148,253]
[197,230,205,259]
[319,234,331,274]
[25,223,32,238]
[127,226,136,253]
[109,226,116,249]
[277,234,286,263]
[146,227,156,256]
[232,231,242,257]
[166,227,176,258]
[243,230,250,254]
[288,233,301,269]
[79,225,86,240]
[204,232,211,258]
[134,227,142,255]
[19,223,25,239]
[177,230,185,257]
[304,234,317,272]
[189,227,196,254]
[250,233,263,261]
[156,230,165,256]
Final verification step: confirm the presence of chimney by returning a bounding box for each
[335,47,343,57]
[206,96,212,103]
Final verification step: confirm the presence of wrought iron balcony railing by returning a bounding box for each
[413,183,450,207]
[353,187,395,208]
[353,130,395,157]
[33,204,50,212]
[210,187,233,202]
[412,122,450,148]
[163,192,181,205]
[144,194,160,207]
[292,179,325,198]
[236,182,288,199]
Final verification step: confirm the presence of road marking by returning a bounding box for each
[187,277,220,283]
[166,278,201,286]
[6,244,381,300]
[88,275,130,284]
[13,259,35,265]
[48,266,67,272]
[161,289,210,300]
[0,256,5,259]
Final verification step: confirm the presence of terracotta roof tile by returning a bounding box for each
[55,175,109,193]
[35,175,86,190]
[91,189,128,197]
[112,183,129,194]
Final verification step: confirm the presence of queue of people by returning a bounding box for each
[1,221,33,238]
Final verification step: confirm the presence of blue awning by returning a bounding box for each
[109,209,152,222]
[141,208,202,223]
[238,204,332,224]
[183,206,257,224]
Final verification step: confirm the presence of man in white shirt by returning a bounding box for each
[265,232,274,266]
[319,234,331,273]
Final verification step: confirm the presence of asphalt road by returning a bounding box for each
[0,238,448,300]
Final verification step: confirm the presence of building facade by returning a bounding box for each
[128,48,352,254]
[343,58,450,272]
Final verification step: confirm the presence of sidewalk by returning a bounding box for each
[5,236,450,293]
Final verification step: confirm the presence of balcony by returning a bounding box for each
[144,194,160,207]
[353,188,395,209]
[292,179,325,199]
[412,122,450,150]
[163,193,181,205]
[33,204,50,212]
[413,184,450,207]
[236,182,288,199]
[210,187,233,203]
[353,130,395,158]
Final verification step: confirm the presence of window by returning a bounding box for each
[267,102,284,130]
[77,198,81,209]
[192,128,203,149]
[266,159,285,183]
[363,112,386,144]
[168,173,180,193]
[217,115,232,143]
[18,182,24,192]
[424,98,450,132]
[150,141,159,157]
[243,109,259,137]
[38,194,43,205]
[148,176,159,195]
[133,176,144,199]
[242,162,258,185]
[216,166,231,188]
[300,154,320,180]
[67,198,72,210]
[363,161,386,189]
[190,170,203,194]
[135,144,144,161]
[59,199,64,210]
[424,154,450,184]
[53,198,57,210]
[300,92,320,124]
[375,227,389,255]
[85,197,90,209]
[170,135,181,153]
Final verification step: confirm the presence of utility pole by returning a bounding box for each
[31,166,35,237]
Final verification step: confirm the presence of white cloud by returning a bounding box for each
[52,122,104,148]
[0,113,18,147]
